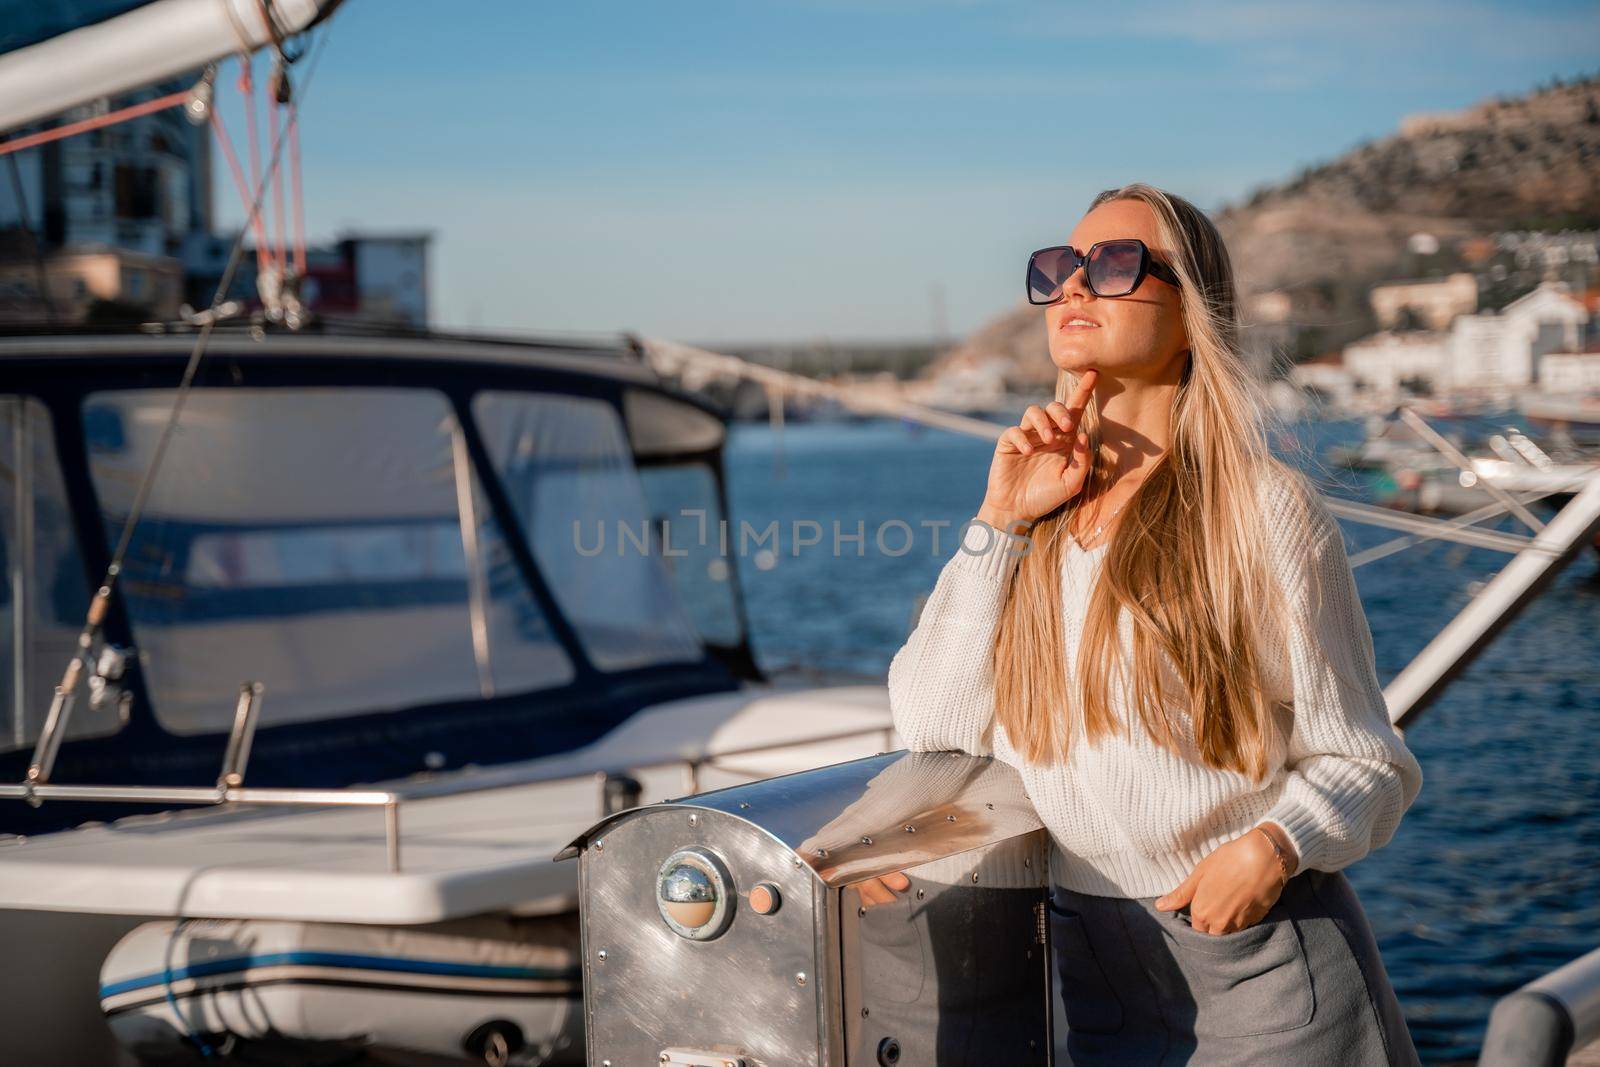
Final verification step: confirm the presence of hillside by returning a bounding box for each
[938,73,1600,388]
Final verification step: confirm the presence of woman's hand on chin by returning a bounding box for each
[1151,829,1294,934]
[977,368,1098,530]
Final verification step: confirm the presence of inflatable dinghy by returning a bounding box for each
[100,911,583,1065]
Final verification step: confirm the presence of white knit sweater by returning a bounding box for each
[887,468,1424,899]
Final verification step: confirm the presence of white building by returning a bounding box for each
[1446,281,1588,390]
[0,79,211,258]
[344,232,430,327]
[1288,354,1356,408]
[1342,332,1449,395]
[1369,273,1478,332]
[1538,351,1600,394]
[1341,281,1591,398]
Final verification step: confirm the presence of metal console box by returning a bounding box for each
[558,750,1053,1067]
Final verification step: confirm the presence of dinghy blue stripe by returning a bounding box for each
[100,951,582,998]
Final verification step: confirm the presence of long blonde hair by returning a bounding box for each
[994,182,1310,783]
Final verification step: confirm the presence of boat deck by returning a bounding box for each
[0,684,895,923]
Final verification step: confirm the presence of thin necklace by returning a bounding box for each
[1071,496,1129,547]
[1071,477,1142,547]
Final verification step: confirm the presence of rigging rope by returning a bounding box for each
[0,90,189,158]
[25,23,336,791]
[236,57,271,280]
[268,93,285,276]
[255,0,311,281]
[288,101,308,277]
[208,103,271,272]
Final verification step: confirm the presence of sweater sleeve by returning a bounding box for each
[886,518,1024,756]
[1254,493,1424,875]
[797,753,1046,888]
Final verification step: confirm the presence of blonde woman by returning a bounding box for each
[887,183,1424,1065]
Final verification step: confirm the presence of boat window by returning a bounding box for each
[622,387,725,458]
[637,462,744,648]
[82,388,574,734]
[473,392,706,672]
[0,398,120,753]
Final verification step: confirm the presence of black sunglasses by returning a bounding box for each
[1026,238,1181,304]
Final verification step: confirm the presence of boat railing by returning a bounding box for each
[1480,944,1600,1066]
[0,673,899,874]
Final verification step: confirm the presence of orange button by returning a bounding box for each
[748,882,781,915]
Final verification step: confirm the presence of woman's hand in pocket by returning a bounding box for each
[1151,830,1290,935]
[850,871,912,909]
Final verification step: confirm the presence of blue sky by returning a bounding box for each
[215,0,1600,344]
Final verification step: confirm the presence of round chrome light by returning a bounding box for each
[657,847,734,941]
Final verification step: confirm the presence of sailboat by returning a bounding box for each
[0,5,897,1064]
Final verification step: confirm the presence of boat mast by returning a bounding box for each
[0,0,343,135]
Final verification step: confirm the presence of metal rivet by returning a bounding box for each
[659,1055,669,1064]
[594,838,603,852]
[903,824,916,833]
[796,971,807,986]
[860,835,873,845]
[862,1007,870,1017]
[689,813,698,825]
[858,906,866,917]
[946,814,956,822]
[916,888,925,900]
[971,872,979,883]
[815,847,828,859]
[1023,857,1031,868]
[739,801,750,809]
[597,949,608,962]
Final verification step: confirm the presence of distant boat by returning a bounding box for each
[1518,392,1600,441]
[1326,414,1453,472]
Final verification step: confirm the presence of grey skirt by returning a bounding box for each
[1050,867,1420,1066]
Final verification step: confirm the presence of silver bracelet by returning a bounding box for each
[1253,825,1293,887]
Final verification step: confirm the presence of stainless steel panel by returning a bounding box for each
[570,752,1054,1066]
[580,806,827,1067]
[840,839,1051,1066]
[563,751,1044,889]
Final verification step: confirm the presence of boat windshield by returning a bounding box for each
[0,398,112,753]
[636,460,744,648]
[472,390,709,671]
[70,385,705,735]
